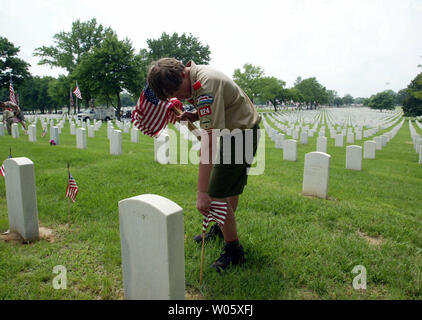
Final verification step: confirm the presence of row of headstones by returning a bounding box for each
[264,114,403,152]
[408,121,422,164]
[2,157,185,299]
[266,110,402,143]
[268,108,402,134]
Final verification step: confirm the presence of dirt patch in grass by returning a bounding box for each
[185,286,203,300]
[356,230,384,246]
[0,225,59,244]
[300,193,338,201]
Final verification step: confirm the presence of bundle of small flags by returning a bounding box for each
[131,84,181,137]
[202,201,228,232]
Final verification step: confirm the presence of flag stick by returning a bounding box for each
[200,231,206,285]
[67,163,71,225]
[171,107,201,141]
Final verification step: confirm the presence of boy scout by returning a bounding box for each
[147,58,261,272]
[0,101,27,134]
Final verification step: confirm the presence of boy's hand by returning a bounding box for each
[176,111,199,123]
[197,191,211,216]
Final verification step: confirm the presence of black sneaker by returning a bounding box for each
[210,242,245,272]
[193,223,223,243]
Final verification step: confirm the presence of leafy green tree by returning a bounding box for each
[396,88,408,106]
[368,90,395,111]
[342,94,354,105]
[334,97,343,107]
[402,73,422,116]
[73,34,143,120]
[48,75,73,113]
[19,76,55,113]
[145,32,211,65]
[354,97,367,105]
[294,77,328,108]
[285,87,304,104]
[257,77,286,111]
[34,18,114,74]
[0,37,30,91]
[327,90,338,106]
[233,63,265,102]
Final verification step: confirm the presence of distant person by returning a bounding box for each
[0,101,27,134]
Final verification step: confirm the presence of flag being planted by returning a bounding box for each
[73,82,82,100]
[131,84,180,137]
[202,201,228,232]
[65,172,79,202]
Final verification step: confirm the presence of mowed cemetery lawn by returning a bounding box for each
[0,109,422,300]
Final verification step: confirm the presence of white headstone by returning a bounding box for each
[300,131,308,144]
[347,132,354,144]
[346,145,362,171]
[335,134,344,147]
[131,127,139,143]
[28,124,37,142]
[374,136,382,150]
[154,133,170,164]
[88,125,95,138]
[0,123,4,136]
[302,152,331,199]
[419,145,422,164]
[12,123,19,138]
[316,136,327,153]
[275,133,285,149]
[110,130,122,155]
[118,194,185,300]
[363,141,376,159]
[70,123,76,135]
[4,157,39,242]
[52,126,59,145]
[283,139,297,161]
[76,128,87,149]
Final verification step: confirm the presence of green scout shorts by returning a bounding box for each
[208,123,260,198]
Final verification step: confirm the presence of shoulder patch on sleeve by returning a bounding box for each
[197,95,214,107]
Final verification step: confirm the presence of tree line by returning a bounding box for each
[1,18,421,117]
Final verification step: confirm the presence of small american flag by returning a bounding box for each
[41,128,47,137]
[73,82,82,100]
[65,172,79,202]
[9,78,18,105]
[202,201,228,232]
[131,84,178,137]
[0,154,12,177]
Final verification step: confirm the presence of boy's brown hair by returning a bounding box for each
[147,58,185,100]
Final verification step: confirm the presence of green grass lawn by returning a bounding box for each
[0,112,421,300]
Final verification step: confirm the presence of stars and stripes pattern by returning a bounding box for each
[0,154,12,177]
[65,172,79,202]
[202,201,228,232]
[9,78,18,105]
[131,84,178,137]
[73,82,82,100]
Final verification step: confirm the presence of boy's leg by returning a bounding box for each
[210,195,245,272]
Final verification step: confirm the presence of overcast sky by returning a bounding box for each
[1,0,422,98]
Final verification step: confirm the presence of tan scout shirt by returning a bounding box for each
[186,61,261,131]
[2,101,19,120]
